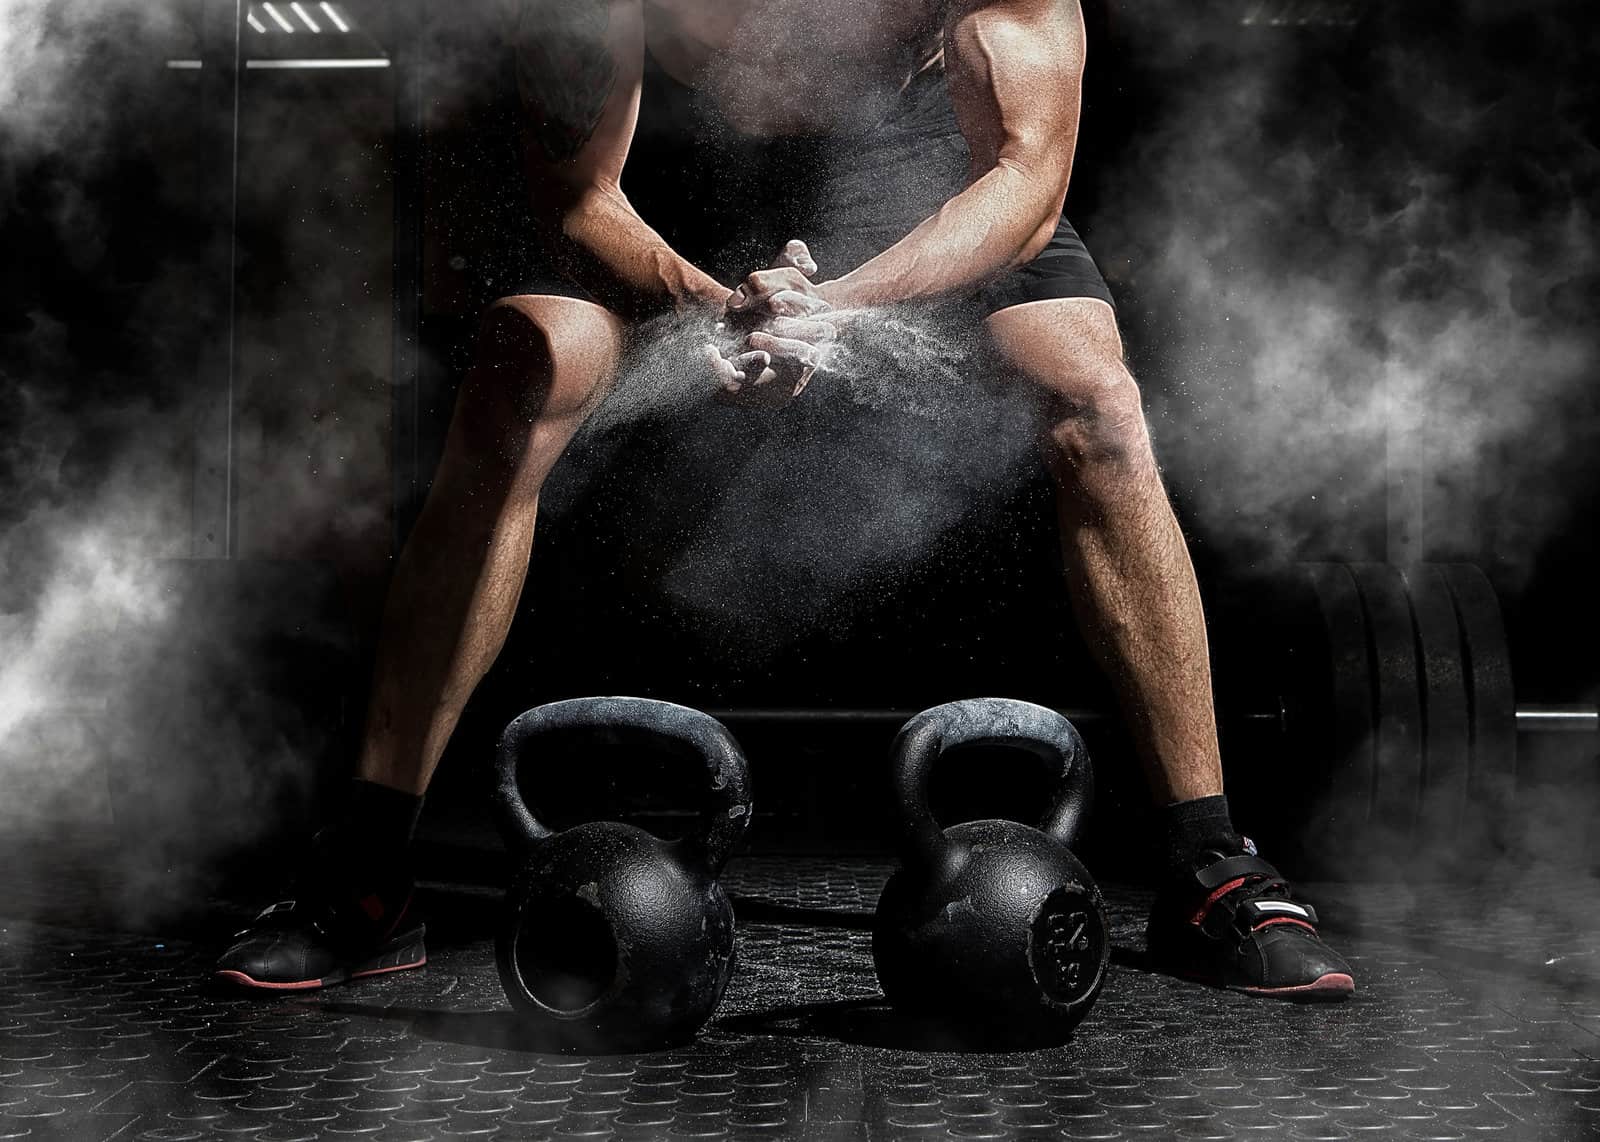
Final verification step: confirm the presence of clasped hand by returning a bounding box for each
[704,240,837,408]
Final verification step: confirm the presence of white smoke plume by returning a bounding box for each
[1093,1,1598,580]
[1,0,360,917]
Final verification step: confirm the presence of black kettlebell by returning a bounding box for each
[491,696,753,1052]
[872,698,1110,1041]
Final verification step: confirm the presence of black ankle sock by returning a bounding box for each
[1163,794,1241,877]
[303,781,423,926]
[340,779,424,857]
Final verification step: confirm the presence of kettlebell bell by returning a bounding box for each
[872,698,1110,1041]
[491,696,753,1052]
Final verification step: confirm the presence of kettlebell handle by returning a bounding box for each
[891,698,1093,865]
[492,696,753,875]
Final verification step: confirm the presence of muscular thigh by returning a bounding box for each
[985,297,1127,403]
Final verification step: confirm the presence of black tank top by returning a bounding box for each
[622,49,834,283]
[622,48,968,285]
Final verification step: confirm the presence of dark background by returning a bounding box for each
[0,0,1596,895]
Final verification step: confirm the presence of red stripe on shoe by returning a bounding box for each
[1243,972,1355,997]
[1251,917,1319,934]
[1189,876,1250,925]
[214,970,327,991]
[1160,965,1355,998]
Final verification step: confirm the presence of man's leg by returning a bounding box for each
[986,297,1353,998]
[986,297,1220,806]
[216,294,625,991]
[359,295,626,796]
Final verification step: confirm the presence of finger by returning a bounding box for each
[727,267,812,310]
[730,349,780,388]
[732,350,771,382]
[770,239,819,278]
[766,289,833,317]
[792,363,817,398]
[704,342,739,378]
[765,316,837,343]
[746,332,822,370]
[703,343,744,390]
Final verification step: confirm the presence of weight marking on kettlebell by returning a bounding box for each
[1041,909,1089,953]
[1034,903,1096,1002]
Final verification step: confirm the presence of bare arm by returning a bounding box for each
[514,0,728,317]
[817,0,1084,309]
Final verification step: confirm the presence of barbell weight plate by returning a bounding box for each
[1400,564,1471,839]
[1440,563,1517,808]
[1302,563,1376,839]
[1350,563,1424,839]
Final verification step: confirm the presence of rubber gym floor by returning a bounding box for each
[3,849,1599,1142]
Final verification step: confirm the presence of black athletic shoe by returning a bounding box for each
[1146,841,1355,1000]
[214,897,426,992]
[214,832,426,992]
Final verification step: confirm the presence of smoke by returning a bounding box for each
[0,0,362,919]
[0,370,349,917]
[0,1,170,150]
[1093,0,1599,579]
[1,0,175,852]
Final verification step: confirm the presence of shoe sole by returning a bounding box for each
[215,931,427,993]
[215,954,427,992]
[1162,965,1355,1000]
[1240,971,1355,999]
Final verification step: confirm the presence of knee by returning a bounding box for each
[466,295,613,428]
[1039,361,1155,484]
[472,297,561,415]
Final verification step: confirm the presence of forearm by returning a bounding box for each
[540,185,729,320]
[818,162,1065,309]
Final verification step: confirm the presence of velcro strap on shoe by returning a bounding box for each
[253,900,303,925]
[236,899,330,940]
[1237,898,1318,929]
[1195,854,1285,892]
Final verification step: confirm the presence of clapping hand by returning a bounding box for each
[705,240,838,408]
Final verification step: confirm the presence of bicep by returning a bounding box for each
[513,0,643,194]
[944,0,1083,179]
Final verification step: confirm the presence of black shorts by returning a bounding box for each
[517,53,1115,315]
